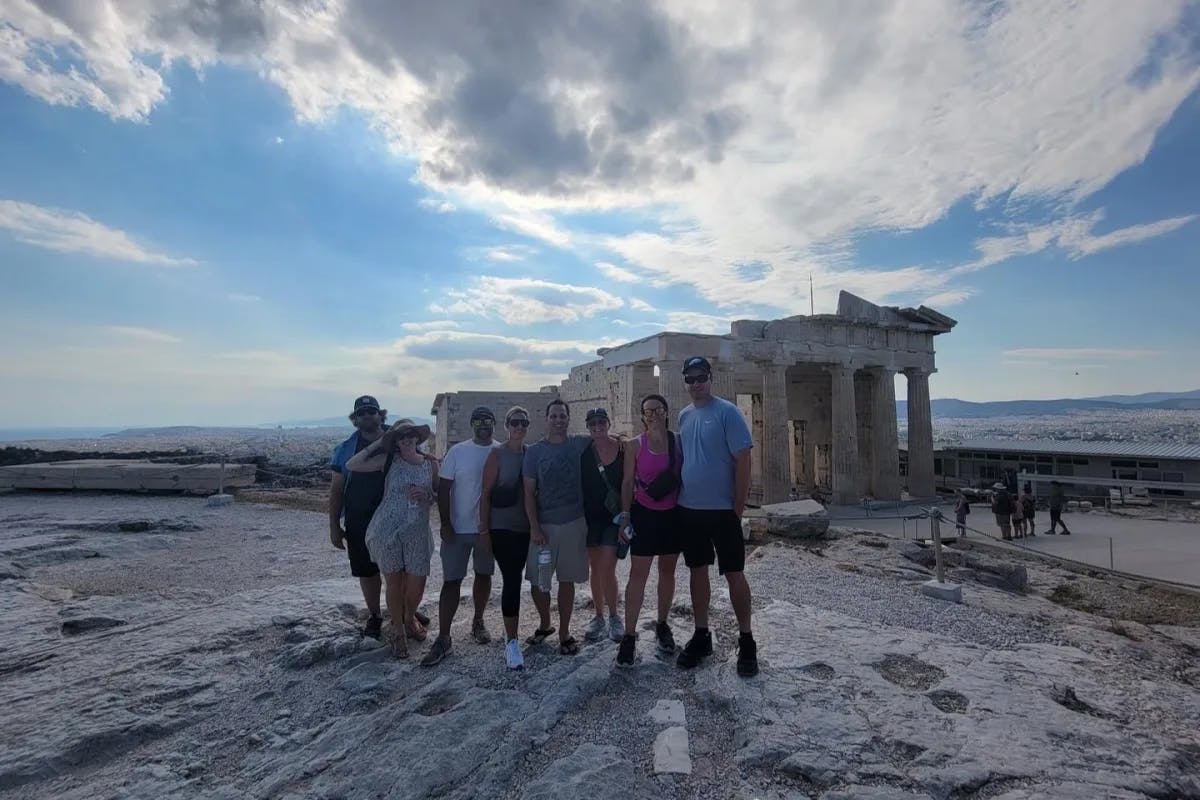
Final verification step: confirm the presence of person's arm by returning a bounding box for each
[328,471,346,549]
[437,478,455,542]
[479,450,499,534]
[733,447,752,519]
[524,475,545,546]
[345,433,392,472]
[620,438,638,515]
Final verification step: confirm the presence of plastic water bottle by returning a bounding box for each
[614,513,634,560]
[536,546,553,593]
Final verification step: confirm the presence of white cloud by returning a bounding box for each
[228,292,262,303]
[105,325,181,344]
[418,197,457,214]
[922,289,973,308]
[399,320,461,332]
[273,135,284,144]
[2,0,1197,313]
[1002,348,1163,361]
[430,277,624,324]
[664,311,732,335]
[483,246,533,263]
[0,200,196,266]
[628,298,655,312]
[596,262,641,283]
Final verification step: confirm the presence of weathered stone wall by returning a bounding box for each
[557,360,617,435]
[431,390,558,457]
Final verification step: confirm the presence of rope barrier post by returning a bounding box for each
[930,511,946,584]
[1109,537,1114,571]
[920,507,962,603]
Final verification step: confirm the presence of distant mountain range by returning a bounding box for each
[897,390,1200,419]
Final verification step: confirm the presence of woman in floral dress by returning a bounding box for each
[346,418,437,658]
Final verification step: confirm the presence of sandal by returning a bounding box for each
[407,625,428,642]
[525,626,556,646]
[559,636,579,656]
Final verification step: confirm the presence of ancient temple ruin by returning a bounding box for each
[432,291,955,504]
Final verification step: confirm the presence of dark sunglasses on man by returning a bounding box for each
[470,417,495,428]
[355,407,379,417]
[683,373,711,385]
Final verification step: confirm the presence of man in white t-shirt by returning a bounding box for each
[421,406,500,667]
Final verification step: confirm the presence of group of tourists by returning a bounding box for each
[975,479,1071,541]
[327,357,760,678]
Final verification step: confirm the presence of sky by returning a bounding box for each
[1,0,1199,428]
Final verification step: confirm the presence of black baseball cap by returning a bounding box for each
[469,405,496,423]
[682,356,712,374]
[353,395,380,412]
[585,407,610,423]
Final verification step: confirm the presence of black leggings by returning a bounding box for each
[491,529,530,618]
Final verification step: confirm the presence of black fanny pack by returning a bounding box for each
[641,433,679,500]
[490,479,521,509]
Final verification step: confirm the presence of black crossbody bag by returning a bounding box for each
[642,432,679,500]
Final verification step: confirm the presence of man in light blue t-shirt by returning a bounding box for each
[676,356,758,678]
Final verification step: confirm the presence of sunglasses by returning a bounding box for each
[586,419,608,428]
[355,408,379,417]
[642,406,666,416]
[683,373,711,385]
[507,418,530,428]
[470,417,495,427]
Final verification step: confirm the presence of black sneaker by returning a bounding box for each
[616,634,636,666]
[736,634,759,678]
[419,635,452,667]
[363,615,383,640]
[655,621,676,653]
[676,629,713,669]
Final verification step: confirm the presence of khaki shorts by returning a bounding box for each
[440,534,496,582]
[526,517,589,584]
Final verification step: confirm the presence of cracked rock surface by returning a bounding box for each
[1,495,1197,800]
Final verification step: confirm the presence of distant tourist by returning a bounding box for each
[1011,487,1026,537]
[953,490,970,536]
[616,393,683,666]
[344,419,438,658]
[523,399,593,656]
[1045,480,1072,535]
[675,357,758,678]
[479,406,534,670]
[328,395,387,638]
[991,482,1014,541]
[580,407,624,643]
[422,406,500,667]
[1021,484,1036,537]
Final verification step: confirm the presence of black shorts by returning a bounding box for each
[629,503,681,558]
[678,507,745,575]
[343,505,381,578]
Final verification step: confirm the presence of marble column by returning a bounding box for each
[710,360,738,402]
[760,362,791,505]
[905,367,935,497]
[828,364,860,505]
[870,368,901,500]
[656,360,689,429]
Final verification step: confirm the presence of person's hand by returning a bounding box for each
[329,522,346,550]
[617,525,632,545]
[406,484,426,503]
[530,526,547,546]
[440,521,455,543]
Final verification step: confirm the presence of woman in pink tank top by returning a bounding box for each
[615,393,684,665]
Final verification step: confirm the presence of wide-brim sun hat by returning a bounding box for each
[392,418,432,444]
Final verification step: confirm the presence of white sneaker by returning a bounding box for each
[505,638,524,670]
[609,615,625,642]
[583,615,606,642]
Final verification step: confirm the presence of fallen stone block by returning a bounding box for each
[920,580,963,603]
[759,499,830,540]
[653,726,692,775]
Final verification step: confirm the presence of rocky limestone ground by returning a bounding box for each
[0,492,1197,799]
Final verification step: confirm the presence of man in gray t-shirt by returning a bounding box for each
[523,399,592,655]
